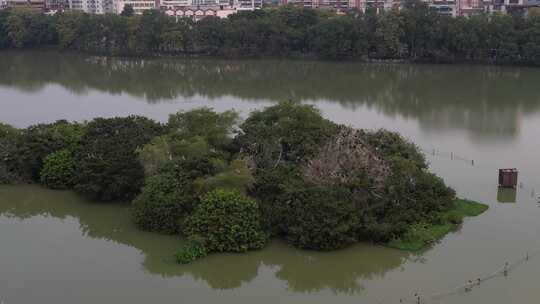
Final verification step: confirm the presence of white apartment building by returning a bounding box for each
[116,0,156,14]
[191,0,224,5]
[283,0,348,9]
[160,0,190,9]
[236,0,262,9]
[350,0,394,12]
[62,0,260,15]
[68,0,115,13]
[429,0,458,16]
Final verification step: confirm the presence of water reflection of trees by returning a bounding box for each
[0,185,408,294]
[2,50,538,137]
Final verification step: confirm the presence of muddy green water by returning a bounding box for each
[1,50,540,304]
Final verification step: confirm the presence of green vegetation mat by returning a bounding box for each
[387,199,488,252]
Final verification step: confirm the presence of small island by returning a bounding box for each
[0,101,487,263]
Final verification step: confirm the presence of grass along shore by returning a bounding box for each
[387,199,489,252]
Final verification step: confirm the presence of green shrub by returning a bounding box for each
[183,189,267,253]
[195,159,254,194]
[7,120,84,181]
[132,157,216,234]
[167,108,239,153]
[237,101,338,169]
[0,123,18,138]
[39,149,76,189]
[175,240,208,264]
[0,123,23,184]
[74,116,163,201]
[278,183,360,250]
[248,164,303,234]
[136,136,172,177]
[368,157,456,241]
[132,170,193,234]
[364,129,427,169]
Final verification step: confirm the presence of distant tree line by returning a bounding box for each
[1,2,540,64]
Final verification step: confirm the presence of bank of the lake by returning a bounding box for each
[2,5,540,65]
[388,199,489,251]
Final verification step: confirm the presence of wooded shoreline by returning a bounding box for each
[1,4,540,65]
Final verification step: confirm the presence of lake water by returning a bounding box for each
[1,50,540,304]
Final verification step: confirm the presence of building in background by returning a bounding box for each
[67,0,84,10]
[236,0,262,9]
[65,0,114,13]
[160,0,260,20]
[160,0,193,8]
[281,0,350,9]
[3,0,46,11]
[2,0,536,17]
[352,0,395,12]
[164,5,237,20]
[458,0,484,16]
[429,0,458,16]
[116,0,156,14]
[45,0,67,10]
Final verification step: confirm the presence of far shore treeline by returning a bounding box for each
[0,3,540,64]
[0,102,487,262]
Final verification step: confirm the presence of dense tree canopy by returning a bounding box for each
[4,8,56,48]
[0,5,539,64]
[74,116,163,201]
[40,149,76,189]
[0,123,22,183]
[183,189,267,253]
[0,103,466,261]
[236,101,338,169]
[16,120,84,181]
[278,182,361,250]
[132,157,216,234]
[133,108,250,234]
[167,108,239,155]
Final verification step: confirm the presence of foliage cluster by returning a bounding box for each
[132,157,216,234]
[0,123,22,183]
[131,108,253,236]
[0,102,487,263]
[278,183,360,250]
[183,189,267,253]
[17,120,84,181]
[0,120,84,183]
[175,240,208,264]
[73,116,163,201]
[236,100,338,169]
[0,117,162,202]
[239,102,457,249]
[1,4,540,65]
[40,149,76,189]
